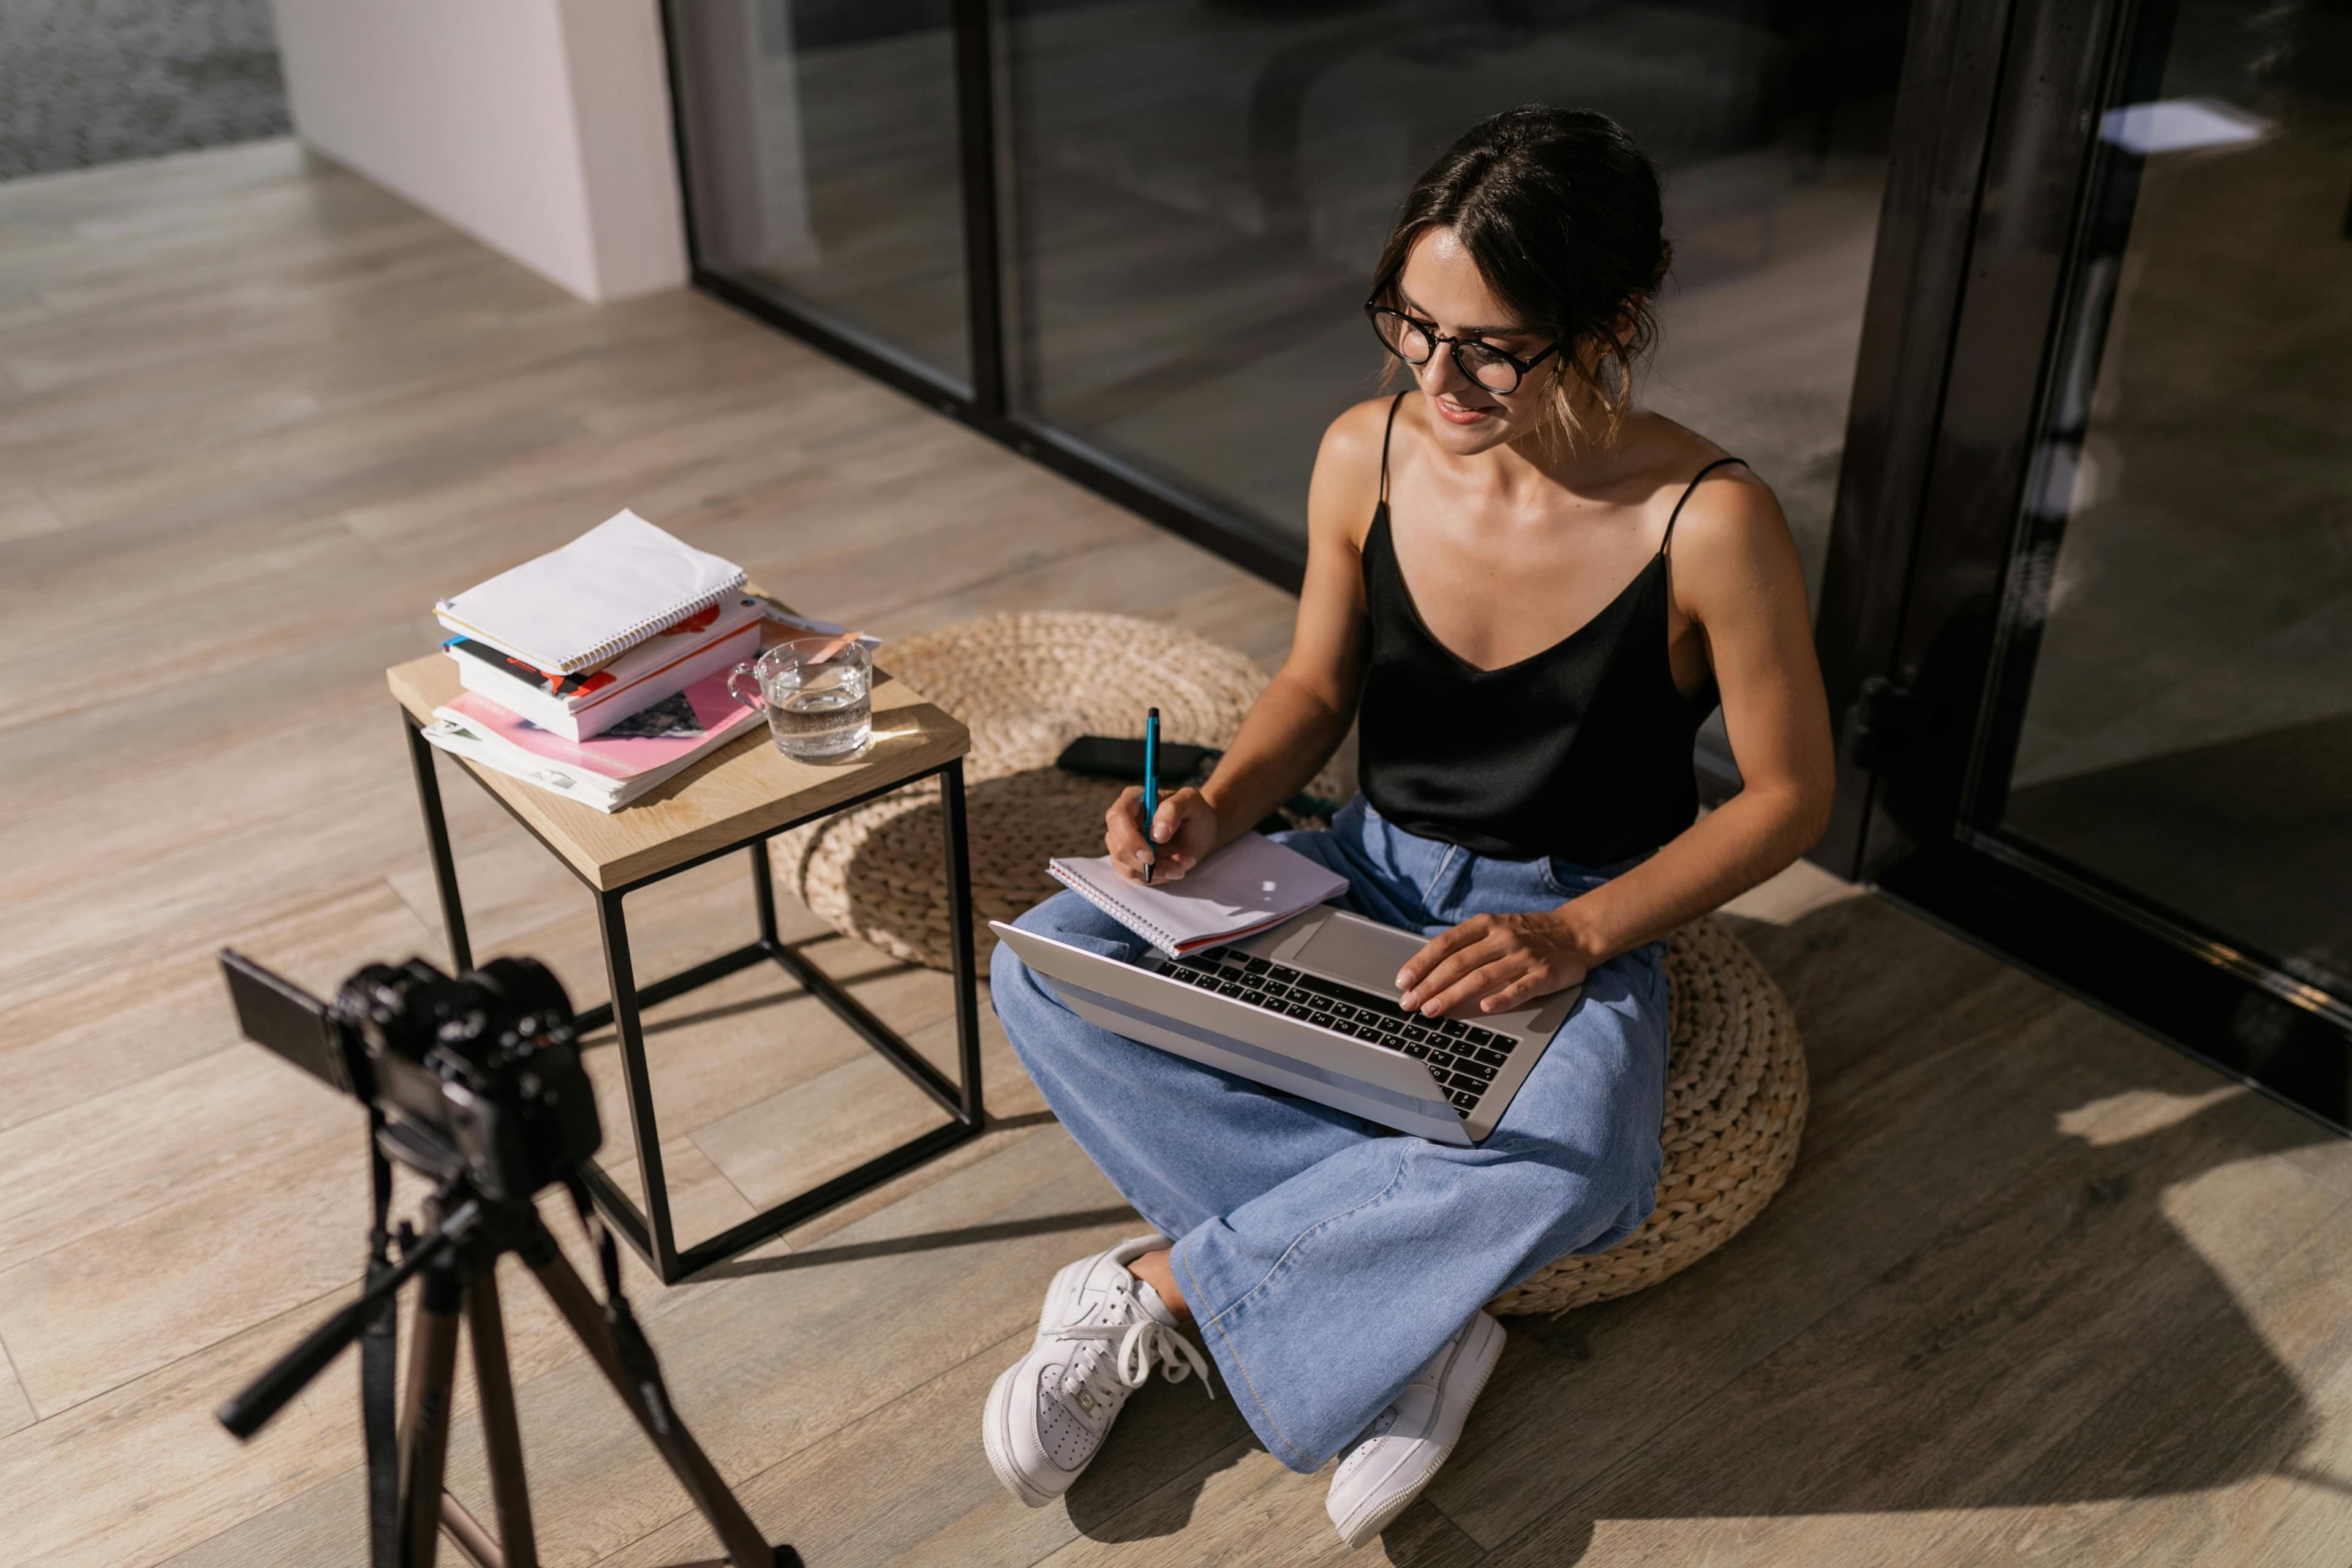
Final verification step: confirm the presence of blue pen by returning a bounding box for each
[1142,707,1159,884]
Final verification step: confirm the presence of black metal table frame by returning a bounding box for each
[400,713,986,1284]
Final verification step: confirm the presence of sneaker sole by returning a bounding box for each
[1332,1313,1506,1549]
[982,1359,1061,1510]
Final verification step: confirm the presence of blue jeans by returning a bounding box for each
[989,795,1669,1473]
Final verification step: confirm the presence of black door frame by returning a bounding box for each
[1818,0,2352,1131]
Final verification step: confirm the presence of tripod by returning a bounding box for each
[219,1131,798,1568]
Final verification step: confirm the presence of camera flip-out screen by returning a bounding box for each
[220,951,358,1096]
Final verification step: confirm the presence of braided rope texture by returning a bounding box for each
[1488,916,1808,1316]
[782,612,1804,1314]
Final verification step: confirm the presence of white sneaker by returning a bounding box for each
[982,1234,1212,1507]
[1325,1311,1506,1548]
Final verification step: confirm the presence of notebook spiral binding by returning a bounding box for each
[435,576,747,674]
[554,579,745,673]
[1047,862,1187,956]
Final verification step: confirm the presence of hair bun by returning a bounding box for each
[1369,105,1668,445]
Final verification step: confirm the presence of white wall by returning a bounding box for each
[268,0,687,302]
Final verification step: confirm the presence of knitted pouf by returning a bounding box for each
[772,612,1345,973]
[1487,916,1806,1316]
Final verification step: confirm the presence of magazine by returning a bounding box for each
[422,668,766,811]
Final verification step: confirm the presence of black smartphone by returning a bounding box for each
[1055,734,1218,784]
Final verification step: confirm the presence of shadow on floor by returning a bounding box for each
[1458,894,2345,1562]
[698,1166,1109,1282]
[1041,891,2348,1559]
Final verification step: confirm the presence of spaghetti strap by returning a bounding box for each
[1377,391,1408,506]
[1659,456,1746,554]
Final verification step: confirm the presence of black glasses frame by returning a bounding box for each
[1364,304,1562,394]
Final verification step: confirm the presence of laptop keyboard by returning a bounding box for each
[1157,950,1519,1118]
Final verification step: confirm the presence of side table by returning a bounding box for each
[386,650,985,1284]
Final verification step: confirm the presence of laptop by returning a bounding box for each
[989,905,1579,1146]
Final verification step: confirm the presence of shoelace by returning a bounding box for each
[1064,1308,1214,1403]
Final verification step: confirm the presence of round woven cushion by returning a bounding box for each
[773,612,1344,972]
[1487,916,1807,1316]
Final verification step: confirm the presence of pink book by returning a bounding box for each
[436,668,763,783]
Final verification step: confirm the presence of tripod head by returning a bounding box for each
[216,1166,514,1440]
[216,1069,581,1441]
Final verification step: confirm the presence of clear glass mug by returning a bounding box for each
[727,635,872,761]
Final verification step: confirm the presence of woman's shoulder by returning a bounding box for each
[1629,418,1799,611]
[1306,394,1409,549]
[1631,416,1781,539]
[1318,393,1408,471]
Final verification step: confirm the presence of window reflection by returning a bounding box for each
[668,0,971,385]
[2000,0,2352,995]
[1001,0,1911,597]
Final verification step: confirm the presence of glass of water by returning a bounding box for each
[726,635,873,762]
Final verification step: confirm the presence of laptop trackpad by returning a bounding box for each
[1291,912,1422,989]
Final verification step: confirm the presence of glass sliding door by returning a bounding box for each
[995,0,1910,587]
[660,0,1923,594]
[1985,0,2352,1001]
[1842,0,2352,1126]
[667,0,973,386]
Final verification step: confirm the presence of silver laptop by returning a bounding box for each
[989,904,1579,1146]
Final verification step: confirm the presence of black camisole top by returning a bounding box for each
[1356,393,1740,867]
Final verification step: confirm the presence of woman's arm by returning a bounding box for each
[1398,476,1835,1016]
[1104,401,1389,882]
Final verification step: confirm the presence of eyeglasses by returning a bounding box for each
[1365,304,1562,395]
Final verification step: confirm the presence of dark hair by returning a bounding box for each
[1370,106,1670,446]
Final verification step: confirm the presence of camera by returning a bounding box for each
[221,950,601,1204]
[214,948,794,1565]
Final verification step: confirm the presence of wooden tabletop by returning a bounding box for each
[386,640,968,892]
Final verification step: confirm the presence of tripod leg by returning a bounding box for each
[399,1268,464,1568]
[466,1270,538,1568]
[437,1496,504,1568]
[521,1236,782,1568]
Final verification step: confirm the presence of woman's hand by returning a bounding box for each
[1106,785,1219,883]
[1396,910,1593,1018]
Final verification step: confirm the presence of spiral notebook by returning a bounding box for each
[434,510,748,674]
[1047,834,1350,957]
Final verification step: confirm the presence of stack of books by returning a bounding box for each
[445,594,764,741]
[420,510,771,812]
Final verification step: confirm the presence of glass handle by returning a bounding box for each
[726,663,765,710]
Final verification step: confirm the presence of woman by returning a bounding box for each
[983,105,1833,1547]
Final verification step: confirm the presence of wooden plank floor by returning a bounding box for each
[3,140,2348,1568]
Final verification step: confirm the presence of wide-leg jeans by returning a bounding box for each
[989,795,1669,1472]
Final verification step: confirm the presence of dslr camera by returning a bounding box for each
[221,951,600,1203]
